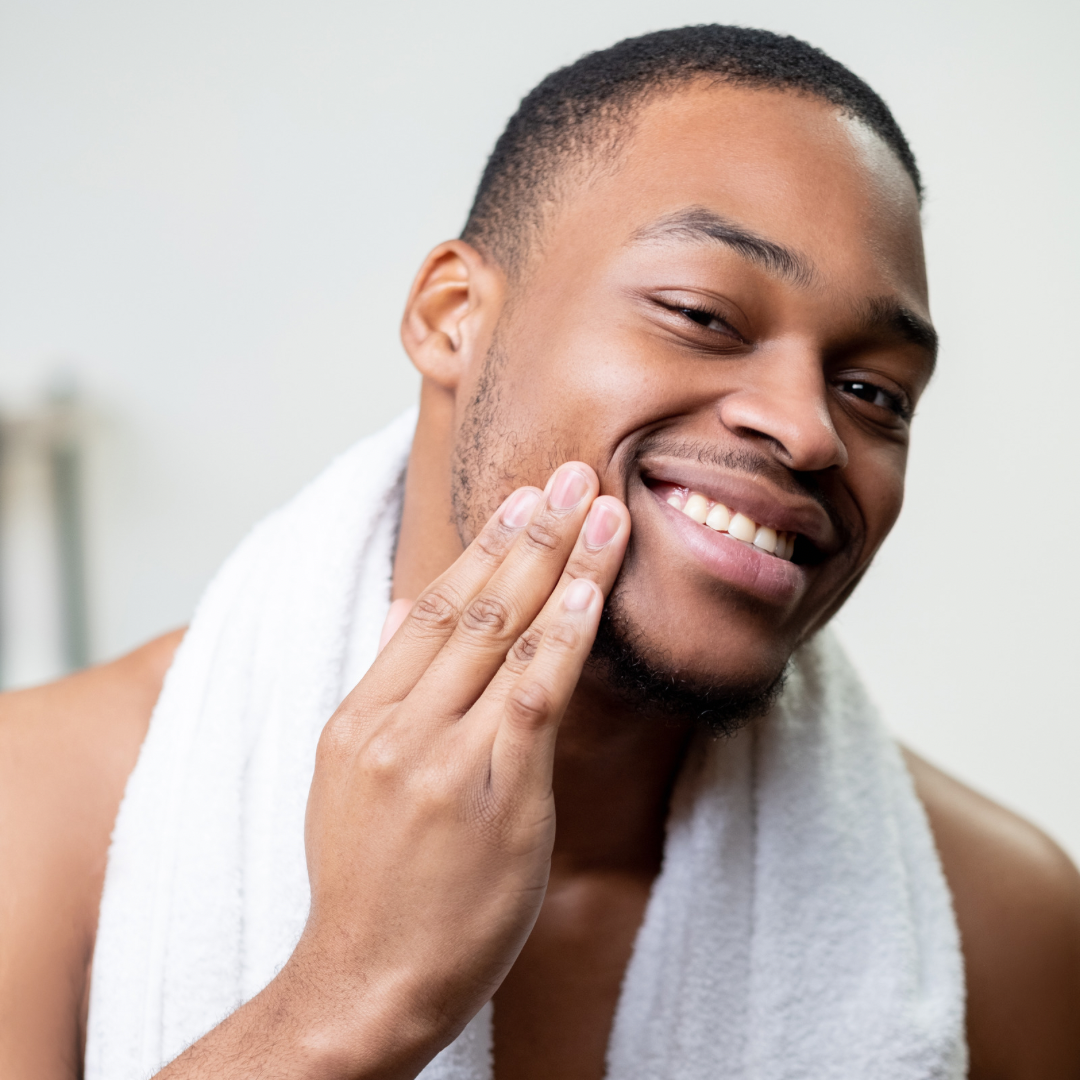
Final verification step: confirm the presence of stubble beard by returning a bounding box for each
[588,584,787,737]
[451,343,788,738]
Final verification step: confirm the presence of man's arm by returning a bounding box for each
[0,630,183,1080]
[905,748,1080,1079]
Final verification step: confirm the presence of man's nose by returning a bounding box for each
[715,350,849,473]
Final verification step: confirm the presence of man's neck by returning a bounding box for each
[549,678,692,878]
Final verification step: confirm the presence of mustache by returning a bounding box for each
[633,431,850,546]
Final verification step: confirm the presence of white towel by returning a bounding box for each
[86,409,966,1080]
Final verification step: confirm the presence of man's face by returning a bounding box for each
[452,83,934,708]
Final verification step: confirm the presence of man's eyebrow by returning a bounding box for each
[859,296,939,373]
[631,206,817,288]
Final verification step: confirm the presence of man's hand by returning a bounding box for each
[156,463,630,1079]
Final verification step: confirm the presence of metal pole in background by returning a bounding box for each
[0,383,91,687]
[48,385,90,673]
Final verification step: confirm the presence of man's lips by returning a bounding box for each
[639,455,841,556]
[645,485,808,606]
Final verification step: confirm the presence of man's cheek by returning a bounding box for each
[862,469,906,552]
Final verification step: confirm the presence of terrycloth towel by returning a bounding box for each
[86,409,967,1079]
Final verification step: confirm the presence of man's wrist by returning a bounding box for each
[267,950,456,1080]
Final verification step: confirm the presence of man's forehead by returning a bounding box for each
[600,85,923,260]
[622,82,916,194]
[539,85,929,307]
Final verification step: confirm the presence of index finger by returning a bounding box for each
[364,484,543,698]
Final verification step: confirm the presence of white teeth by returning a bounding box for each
[753,526,778,554]
[683,493,710,524]
[705,503,731,532]
[728,512,757,544]
[668,487,798,561]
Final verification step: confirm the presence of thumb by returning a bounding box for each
[377,598,415,654]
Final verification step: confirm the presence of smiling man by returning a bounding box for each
[2,25,1079,1080]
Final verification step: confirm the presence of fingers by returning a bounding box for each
[408,463,602,716]
[500,494,629,680]
[470,493,629,729]
[482,496,629,798]
[368,484,545,698]
[488,575,605,796]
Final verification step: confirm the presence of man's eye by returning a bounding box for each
[679,307,735,335]
[840,380,910,419]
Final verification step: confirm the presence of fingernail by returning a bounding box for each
[562,578,596,611]
[584,501,620,548]
[502,487,541,528]
[549,467,590,510]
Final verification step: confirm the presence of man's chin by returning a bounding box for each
[587,589,789,737]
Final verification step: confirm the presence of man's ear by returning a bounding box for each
[400,240,503,391]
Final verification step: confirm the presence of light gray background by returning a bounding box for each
[2,0,1077,858]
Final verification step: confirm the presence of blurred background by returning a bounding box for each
[1,0,1077,858]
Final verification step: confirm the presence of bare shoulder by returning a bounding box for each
[0,630,184,1080]
[902,747,1080,1080]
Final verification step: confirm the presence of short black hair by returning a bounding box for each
[462,25,921,275]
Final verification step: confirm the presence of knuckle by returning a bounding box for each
[317,710,362,758]
[358,729,406,781]
[508,626,543,669]
[425,762,467,807]
[544,618,582,654]
[506,680,553,730]
[315,722,348,766]
[561,548,601,579]
[461,593,515,638]
[470,527,507,565]
[412,587,462,633]
[316,705,382,770]
[523,518,562,553]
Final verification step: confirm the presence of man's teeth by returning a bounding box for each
[665,490,796,561]
[684,492,709,524]
[705,503,731,531]
[728,512,757,544]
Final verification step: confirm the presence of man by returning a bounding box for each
[2,24,1079,1080]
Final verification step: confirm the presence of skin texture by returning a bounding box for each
[1,83,1078,1079]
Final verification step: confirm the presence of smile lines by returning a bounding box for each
[665,488,797,561]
